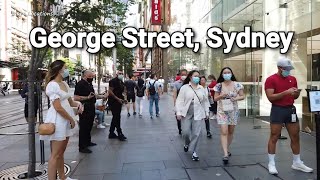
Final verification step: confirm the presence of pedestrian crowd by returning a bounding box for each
[36,57,313,180]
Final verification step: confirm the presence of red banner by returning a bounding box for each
[151,0,161,25]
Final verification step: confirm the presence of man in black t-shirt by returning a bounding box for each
[108,71,127,141]
[74,70,107,153]
[124,74,137,117]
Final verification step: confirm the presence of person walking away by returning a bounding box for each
[40,60,83,180]
[158,76,165,94]
[136,77,146,118]
[200,76,212,138]
[108,71,127,141]
[74,70,107,153]
[176,70,210,161]
[21,82,39,122]
[146,74,162,119]
[173,69,188,135]
[95,98,110,128]
[124,75,137,117]
[265,58,313,175]
[213,67,245,165]
[208,75,218,120]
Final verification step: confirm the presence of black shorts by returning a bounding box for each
[127,95,136,103]
[270,105,299,124]
[209,102,217,114]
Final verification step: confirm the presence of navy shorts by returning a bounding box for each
[270,105,299,124]
[127,94,136,103]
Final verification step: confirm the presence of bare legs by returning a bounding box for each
[220,125,236,157]
[48,138,69,180]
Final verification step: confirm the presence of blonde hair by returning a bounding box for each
[45,60,65,87]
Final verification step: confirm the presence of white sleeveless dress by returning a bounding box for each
[39,81,75,141]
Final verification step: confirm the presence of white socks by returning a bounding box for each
[268,154,275,165]
[293,154,302,164]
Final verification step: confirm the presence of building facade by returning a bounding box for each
[0,0,33,82]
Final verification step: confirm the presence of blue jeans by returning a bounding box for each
[95,110,105,124]
[149,94,159,116]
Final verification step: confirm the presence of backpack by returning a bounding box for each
[137,85,145,97]
[149,81,156,95]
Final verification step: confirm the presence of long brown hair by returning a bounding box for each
[45,60,65,87]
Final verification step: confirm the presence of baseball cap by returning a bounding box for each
[277,57,294,71]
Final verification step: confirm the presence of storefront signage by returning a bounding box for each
[151,0,161,25]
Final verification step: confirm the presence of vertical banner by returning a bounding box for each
[151,0,161,25]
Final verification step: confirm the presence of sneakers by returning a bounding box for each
[103,122,110,127]
[292,161,313,173]
[192,152,199,161]
[127,113,131,117]
[183,145,189,152]
[79,148,92,154]
[150,116,153,119]
[268,163,278,175]
[97,124,106,129]
[133,112,137,115]
[139,114,142,118]
[178,129,182,135]
[156,114,160,117]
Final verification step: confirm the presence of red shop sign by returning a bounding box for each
[151,0,161,25]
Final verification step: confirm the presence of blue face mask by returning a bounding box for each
[192,77,200,84]
[61,69,69,78]
[223,73,232,81]
[281,70,290,77]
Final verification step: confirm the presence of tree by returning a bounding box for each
[60,57,76,75]
[116,44,135,76]
[26,0,134,177]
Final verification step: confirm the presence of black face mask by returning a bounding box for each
[87,78,93,83]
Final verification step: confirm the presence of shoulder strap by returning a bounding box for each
[189,85,202,105]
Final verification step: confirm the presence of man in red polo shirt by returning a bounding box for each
[265,58,313,175]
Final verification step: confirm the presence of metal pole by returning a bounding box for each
[316,112,320,179]
[38,82,45,164]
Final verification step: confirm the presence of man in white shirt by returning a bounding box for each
[146,74,162,119]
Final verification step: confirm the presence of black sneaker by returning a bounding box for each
[88,142,97,146]
[223,156,229,165]
[207,132,212,138]
[108,133,118,139]
[79,148,92,154]
[118,134,127,141]
[228,152,231,157]
[184,145,189,152]
[179,130,182,135]
[150,116,153,119]
[192,152,199,161]
[127,113,131,117]
[133,112,137,115]
[156,114,160,117]
[279,135,287,140]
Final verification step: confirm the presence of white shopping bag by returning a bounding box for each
[221,99,233,111]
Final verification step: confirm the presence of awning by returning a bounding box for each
[0,61,21,68]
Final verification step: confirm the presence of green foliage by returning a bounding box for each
[116,44,135,76]
[74,60,85,75]
[60,57,76,75]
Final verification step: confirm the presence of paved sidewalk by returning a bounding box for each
[0,94,317,180]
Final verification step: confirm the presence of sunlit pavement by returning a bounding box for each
[0,93,317,180]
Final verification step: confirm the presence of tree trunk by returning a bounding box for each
[27,47,38,178]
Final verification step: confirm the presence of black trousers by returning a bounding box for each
[205,119,210,132]
[175,113,181,131]
[79,104,95,150]
[109,102,123,134]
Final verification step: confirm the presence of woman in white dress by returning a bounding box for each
[40,60,83,180]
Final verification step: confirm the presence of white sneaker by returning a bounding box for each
[66,177,78,180]
[103,123,110,127]
[97,124,106,129]
[292,161,313,173]
[268,163,278,175]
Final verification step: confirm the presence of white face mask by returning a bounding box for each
[61,69,69,78]
[180,76,187,81]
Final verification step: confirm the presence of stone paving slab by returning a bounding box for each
[0,94,318,180]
